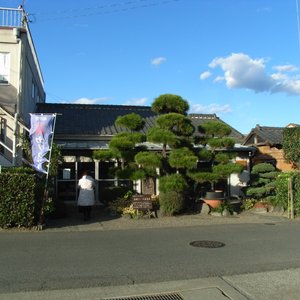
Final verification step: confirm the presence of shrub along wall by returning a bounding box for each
[0,172,39,228]
[275,172,300,215]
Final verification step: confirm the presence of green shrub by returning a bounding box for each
[0,173,39,227]
[159,173,187,193]
[108,194,133,215]
[158,174,187,215]
[245,163,279,201]
[273,172,300,214]
[159,190,184,216]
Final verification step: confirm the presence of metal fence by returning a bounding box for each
[0,7,24,28]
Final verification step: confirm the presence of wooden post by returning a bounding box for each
[289,176,295,219]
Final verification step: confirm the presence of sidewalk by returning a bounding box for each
[43,205,294,233]
[2,268,300,300]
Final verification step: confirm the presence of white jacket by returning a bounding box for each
[77,175,95,206]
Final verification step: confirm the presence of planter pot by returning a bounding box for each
[202,199,223,209]
[205,191,224,200]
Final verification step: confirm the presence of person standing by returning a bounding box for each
[77,171,95,221]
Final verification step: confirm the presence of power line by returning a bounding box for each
[296,0,300,51]
[31,0,181,22]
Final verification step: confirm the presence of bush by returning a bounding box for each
[159,173,187,193]
[108,191,133,215]
[275,172,300,215]
[158,174,187,215]
[0,173,39,228]
[245,163,279,201]
[159,190,185,216]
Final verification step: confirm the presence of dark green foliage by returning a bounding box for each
[212,163,244,179]
[147,127,178,147]
[156,113,194,136]
[93,149,116,161]
[159,173,187,193]
[283,127,300,168]
[199,121,232,137]
[198,148,212,161]
[48,143,63,176]
[130,169,147,181]
[169,147,198,170]
[215,153,230,164]
[274,172,300,214]
[107,194,133,215]
[159,191,185,216]
[151,94,189,115]
[1,166,34,174]
[135,151,162,169]
[252,163,276,174]
[187,170,220,183]
[115,166,138,179]
[207,137,235,150]
[0,173,38,228]
[115,113,145,131]
[109,136,135,153]
[158,173,187,215]
[246,163,279,201]
[293,175,300,214]
[189,120,240,189]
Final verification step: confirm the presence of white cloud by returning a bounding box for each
[72,97,110,104]
[200,71,211,80]
[214,76,224,83]
[272,79,300,95]
[207,53,300,95]
[151,57,166,66]
[191,103,231,114]
[124,97,148,106]
[271,73,288,81]
[273,64,298,72]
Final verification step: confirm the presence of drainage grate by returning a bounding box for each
[189,240,225,248]
[102,292,184,300]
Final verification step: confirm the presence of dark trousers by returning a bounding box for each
[79,206,92,221]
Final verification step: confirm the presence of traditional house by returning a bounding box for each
[0,7,252,205]
[0,7,45,167]
[36,103,252,203]
[243,124,296,171]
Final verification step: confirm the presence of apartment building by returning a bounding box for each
[0,6,45,166]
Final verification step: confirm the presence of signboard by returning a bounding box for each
[132,194,153,211]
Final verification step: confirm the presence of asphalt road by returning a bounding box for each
[1,221,300,294]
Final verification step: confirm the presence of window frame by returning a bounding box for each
[0,52,10,84]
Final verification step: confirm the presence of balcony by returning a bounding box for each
[0,7,24,28]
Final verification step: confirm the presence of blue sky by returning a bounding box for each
[3,0,300,134]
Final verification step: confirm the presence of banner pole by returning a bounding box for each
[38,114,57,229]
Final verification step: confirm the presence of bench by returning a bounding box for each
[132,194,157,218]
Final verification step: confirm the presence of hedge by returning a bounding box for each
[274,172,300,215]
[0,173,39,228]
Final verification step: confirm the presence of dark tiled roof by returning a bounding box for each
[243,125,284,146]
[36,103,243,142]
[189,114,244,142]
[36,103,156,136]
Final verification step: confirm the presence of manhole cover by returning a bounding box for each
[189,240,225,248]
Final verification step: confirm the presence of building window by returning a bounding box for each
[31,80,36,100]
[0,52,10,84]
[0,117,6,154]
